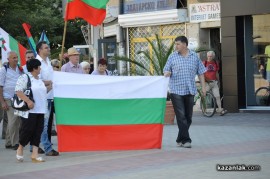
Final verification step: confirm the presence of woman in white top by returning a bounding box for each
[15,59,51,163]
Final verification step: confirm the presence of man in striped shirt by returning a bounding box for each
[61,47,84,74]
[0,51,23,150]
[163,36,206,148]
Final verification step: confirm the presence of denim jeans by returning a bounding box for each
[170,94,194,144]
[40,99,53,154]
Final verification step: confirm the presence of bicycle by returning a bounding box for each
[255,85,270,106]
[252,55,270,106]
[194,82,216,117]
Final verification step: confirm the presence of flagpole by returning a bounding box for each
[60,1,68,66]
[60,20,67,67]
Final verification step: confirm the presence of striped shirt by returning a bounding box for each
[163,50,206,95]
[0,65,23,99]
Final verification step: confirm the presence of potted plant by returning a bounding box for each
[114,34,175,124]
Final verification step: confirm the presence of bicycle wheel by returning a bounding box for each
[255,87,270,106]
[200,91,216,117]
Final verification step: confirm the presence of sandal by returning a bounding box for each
[220,109,228,116]
[16,154,24,162]
[32,157,45,163]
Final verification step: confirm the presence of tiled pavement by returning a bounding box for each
[0,111,270,179]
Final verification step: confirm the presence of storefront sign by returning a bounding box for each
[189,2,220,23]
[124,0,177,14]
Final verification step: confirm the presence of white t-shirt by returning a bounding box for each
[14,73,47,118]
[36,54,54,99]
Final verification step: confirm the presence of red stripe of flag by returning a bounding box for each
[22,23,32,38]
[22,22,37,55]
[57,124,163,152]
[18,43,27,66]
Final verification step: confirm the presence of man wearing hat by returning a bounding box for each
[61,47,84,74]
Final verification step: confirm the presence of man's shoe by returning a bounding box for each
[182,142,192,148]
[38,148,45,154]
[5,145,12,149]
[220,109,228,116]
[177,142,183,147]
[51,130,57,136]
[12,144,19,150]
[46,149,59,156]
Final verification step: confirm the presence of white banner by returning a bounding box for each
[189,2,220,23]
[53,71,169,99]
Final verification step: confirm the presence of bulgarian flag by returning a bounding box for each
[0,27,27,65]
[53,72,169,152]
[22,23,37,56]
[65,0,109,26]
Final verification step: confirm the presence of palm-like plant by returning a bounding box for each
[114,34,175,76]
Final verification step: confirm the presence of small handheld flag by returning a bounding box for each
[22,23,37,56]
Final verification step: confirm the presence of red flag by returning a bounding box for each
[65,0,109,26]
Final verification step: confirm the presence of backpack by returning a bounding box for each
[3,63,24,73]
[2,63,24,84]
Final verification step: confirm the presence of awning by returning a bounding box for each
[118,9,188,27]
[104,5,119,23]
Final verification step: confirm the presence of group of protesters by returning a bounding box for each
[0,35,229,163]
[0,41,109,163]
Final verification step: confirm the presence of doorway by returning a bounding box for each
[245,14,270,108]
[98,37,118,75]
[210,28,223,97]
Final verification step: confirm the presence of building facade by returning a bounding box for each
[114,0,222,76]
[99,0,222,76]
[220,0,270,112]
[117,0,188,75]
[99,0,270,112]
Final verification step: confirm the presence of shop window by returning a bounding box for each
[128,24,185,75]
[247,14,270,106]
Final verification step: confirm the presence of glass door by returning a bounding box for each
[98,38,118,76]
[246,14,270,107]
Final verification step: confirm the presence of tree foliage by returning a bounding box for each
[0,0,86,58]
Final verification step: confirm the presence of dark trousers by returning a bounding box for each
[19,113,44,147]
[170,94,194,144]
[47,101,54,142]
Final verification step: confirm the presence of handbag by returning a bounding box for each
[11,74,34,111]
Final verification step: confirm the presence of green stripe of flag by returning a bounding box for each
[9,36,21,62]
[29,37,36,49]
[67,0,108,9]
[28,37,37,55]
[82,0,108,9]
[54,98,166,125]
